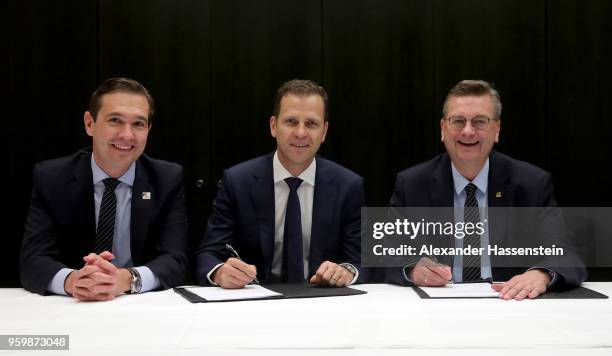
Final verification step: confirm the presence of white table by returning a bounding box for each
[1,283,611,356]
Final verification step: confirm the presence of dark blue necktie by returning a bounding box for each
[282,177,304,282]
[95,178,120,254]
[462,183,482,281]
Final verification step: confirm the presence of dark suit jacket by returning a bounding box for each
[384,151,586,288]
[20,149,189,295]
[195,153,365,284]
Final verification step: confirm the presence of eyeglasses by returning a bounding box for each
[445,115,498,130]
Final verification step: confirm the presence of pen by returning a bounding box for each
[225,243,260,285]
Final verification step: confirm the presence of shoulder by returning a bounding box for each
[395,153,448,184]
[137,154,184,183]
[32,149,90,179]
[224,154,271,177]
[316,156,363,184]
[491,151,551,183]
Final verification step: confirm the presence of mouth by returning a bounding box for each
[458,140,479,147]
[290,143,310,149]
[111,143,135,152]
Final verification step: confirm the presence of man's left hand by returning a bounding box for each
[491,269,551,300]
[309,261,354,287]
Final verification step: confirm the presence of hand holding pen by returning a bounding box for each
[225,244,260,284]
[210,244,260,288]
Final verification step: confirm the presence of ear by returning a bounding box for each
[270,116,277,138]
[494,119,501,143]
[84,111,95,137]
[319,120,329,143]
[440,118,445,142]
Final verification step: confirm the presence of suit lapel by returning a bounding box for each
[487,152,511,267]
[131,159,152,265]
[430,154,454,207]
[428,154,454,264]
[309,157,337,274]
[250,154,276,280]
[70,151,96,254]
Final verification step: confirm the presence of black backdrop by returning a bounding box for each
[6,0,611,287]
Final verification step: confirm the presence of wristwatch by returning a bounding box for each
[127,268,142,294]
[341,263,357,276]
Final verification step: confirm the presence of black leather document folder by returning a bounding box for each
[174,283,367,303]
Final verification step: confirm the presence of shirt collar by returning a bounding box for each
[272,151,316,186]
[91,153,136,187]
[451,158,489,196]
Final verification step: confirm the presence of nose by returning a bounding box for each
[294,122,307,138]
[118,124,135,140]
[460,121,477,137]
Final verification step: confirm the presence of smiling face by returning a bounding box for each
[441,94,500,179]
[270,94,328,176]
[84,92,150,177]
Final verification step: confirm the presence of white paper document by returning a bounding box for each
[184,285,283,301]
[418,282,500,298]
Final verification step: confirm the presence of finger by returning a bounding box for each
[514,288,530,301]
[226,258,257,279]
[328,267,345,286]
[430,264,452,281]
[309,274,320,284]
[88,257,118,274]
[322,264,338,283]
[314,262,331,282]
[336,269,352,287]
[217,264,252,287]
[491,283,504,292]
[87,271,117,285]
[83,253,100,265]
[98,251,115,261]
[501,280,524,300]
[528,287,544,299]
[422,268,449,286]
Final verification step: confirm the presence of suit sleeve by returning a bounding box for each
[336,176,366,283]
[143,166,189,289]
[194,170,236,285]
[534,173,587,288]
[20,165,68,295]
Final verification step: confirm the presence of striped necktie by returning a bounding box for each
[462,183,482,281]
[95,178,120,254]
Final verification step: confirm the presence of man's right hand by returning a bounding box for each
[409,257,452,286]
[212,257,257,289]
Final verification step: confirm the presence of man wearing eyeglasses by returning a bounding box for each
[386,80,586,300]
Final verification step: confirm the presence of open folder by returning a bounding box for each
[174,283,367,303]
[413,283,608,299]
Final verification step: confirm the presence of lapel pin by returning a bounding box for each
[142,192,151,200]
[495,192,502,198]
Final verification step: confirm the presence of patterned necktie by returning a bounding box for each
[95,178,120,254]
[282,177,304,282]
[462,183,482,281]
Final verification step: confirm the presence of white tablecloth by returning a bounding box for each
[1,283,611,356]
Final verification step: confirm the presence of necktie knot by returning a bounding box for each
[465,183,477,198]
[103,178,120,192]
[284,177,303,192]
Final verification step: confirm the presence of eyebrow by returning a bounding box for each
[105,112,149,123]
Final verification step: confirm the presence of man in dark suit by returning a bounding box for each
[20,78,188,300]
[196,79,364,288]
[387,80,586,300]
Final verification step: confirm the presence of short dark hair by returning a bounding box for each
[443,80,502,118]
[273,79,328,120]
[89,78,155,123]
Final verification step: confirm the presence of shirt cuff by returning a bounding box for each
[528,267,558,288]
[47,268,74,296]
[134,266,160,293]
[339,263,359,285]
[206,263,224,286]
